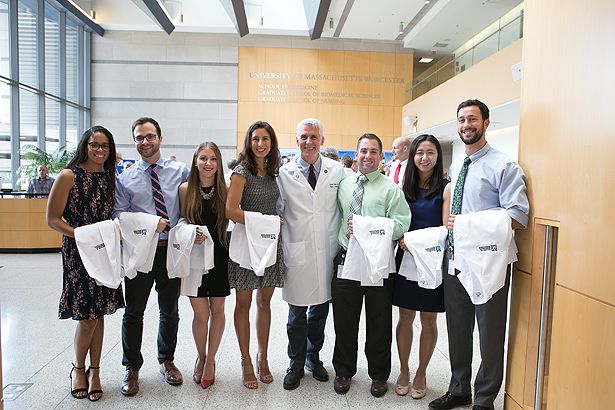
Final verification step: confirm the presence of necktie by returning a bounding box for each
[347,174,367,238]
[308,164,317,190]
[149,164,169,229]
[393,162,402,184]
[448,156,471,251]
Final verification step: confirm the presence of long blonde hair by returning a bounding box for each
[184,142,228,247]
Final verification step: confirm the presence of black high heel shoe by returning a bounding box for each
[86,366,103,402]
[70,363,88,399]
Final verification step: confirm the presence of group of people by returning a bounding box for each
[45,98,528,410]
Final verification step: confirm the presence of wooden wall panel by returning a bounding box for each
[508,0,615,409]
[505,269,532,402]
[546,287,615,409]
[519,0,615,305]
[0,199,61,249]
[503,395,525,410]
[238,47,412,150]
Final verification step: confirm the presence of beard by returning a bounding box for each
[459,126,484,145]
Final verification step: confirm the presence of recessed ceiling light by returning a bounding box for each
[419,57,434,64]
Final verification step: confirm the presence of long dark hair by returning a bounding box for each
[237,121,280,177]
[184,142,229,247]
[402,134,444,201]
[66,125,116,205]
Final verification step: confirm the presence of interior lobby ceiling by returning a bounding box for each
[75,0,522,57]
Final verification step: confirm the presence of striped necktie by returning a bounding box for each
[448,156,471,252]
[149,164,169,224]
[347,174,367,238]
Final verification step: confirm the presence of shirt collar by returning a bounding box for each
[297,155,322,171]
[361,169,381,182]
[468,142,491,162]
[138,157,164,170]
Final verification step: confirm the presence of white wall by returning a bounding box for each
[451,125,519,168]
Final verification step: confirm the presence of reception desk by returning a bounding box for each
[0,198,62,251]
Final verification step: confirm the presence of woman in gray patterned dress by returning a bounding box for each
[226,120,283,389]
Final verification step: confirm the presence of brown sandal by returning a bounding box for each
[256,353,273,384]
[241,358,258,389]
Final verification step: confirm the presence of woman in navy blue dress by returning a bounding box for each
[392,134,450,399]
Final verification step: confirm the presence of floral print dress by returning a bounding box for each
[58,167,125,320]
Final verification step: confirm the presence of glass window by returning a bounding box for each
[0,1,9,78]
[65,18,78,103]
[18,0,38,88]
[44,4,60,96]
[500,16,522,50]
[66,105,78,149]
[474,31,499,65]
[45,97,59,153]
[0,80,10,188]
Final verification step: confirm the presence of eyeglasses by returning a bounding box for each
[88,142,111,151]
[134,133,158,143]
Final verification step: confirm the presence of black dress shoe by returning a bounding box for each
[283,368,304,390]
[472,406,492,410]
[429,392,472,409]
[120,369,139,396]
[306,360,329,382]
[370,380,388,397]
[333,376,351,394]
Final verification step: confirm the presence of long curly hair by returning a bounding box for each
[237,121,280,177]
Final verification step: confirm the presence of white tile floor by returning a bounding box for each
[0,253,503,409]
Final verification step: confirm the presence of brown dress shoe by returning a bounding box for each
[370,380,388,397]
[120,369,139,396]
[334,376,351,394]
[160,361,183,385]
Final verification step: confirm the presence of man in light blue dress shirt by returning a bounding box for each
[114,117,189,396]
[429,100,529,410]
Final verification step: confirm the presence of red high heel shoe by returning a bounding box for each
[193,357,203,384]
[201,362,215,389]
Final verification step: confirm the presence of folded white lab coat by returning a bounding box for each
[167,219,215,296]
[118,212,160,279]
[339,215,396,286]
[74,219,123,289]
[453,208,517,304]
[398,226,448,289]
[229,211,280,276]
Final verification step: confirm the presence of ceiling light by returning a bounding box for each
[399,21,404,34]
[329,18,334,30]
[419,57,434,64]
[425,0,430,4]
[90,9,96,19]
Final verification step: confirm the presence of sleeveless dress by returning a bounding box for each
[392,180,449,312]
[228,164,284,290]
[192,187,230,297]
[58,167,125,320]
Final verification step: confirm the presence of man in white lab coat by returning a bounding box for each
[277,118,345,390]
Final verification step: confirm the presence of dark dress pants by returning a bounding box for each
[122,245,181,370]
[331,252,393,381]
[443,262,511,409]
[287,302,329,370]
